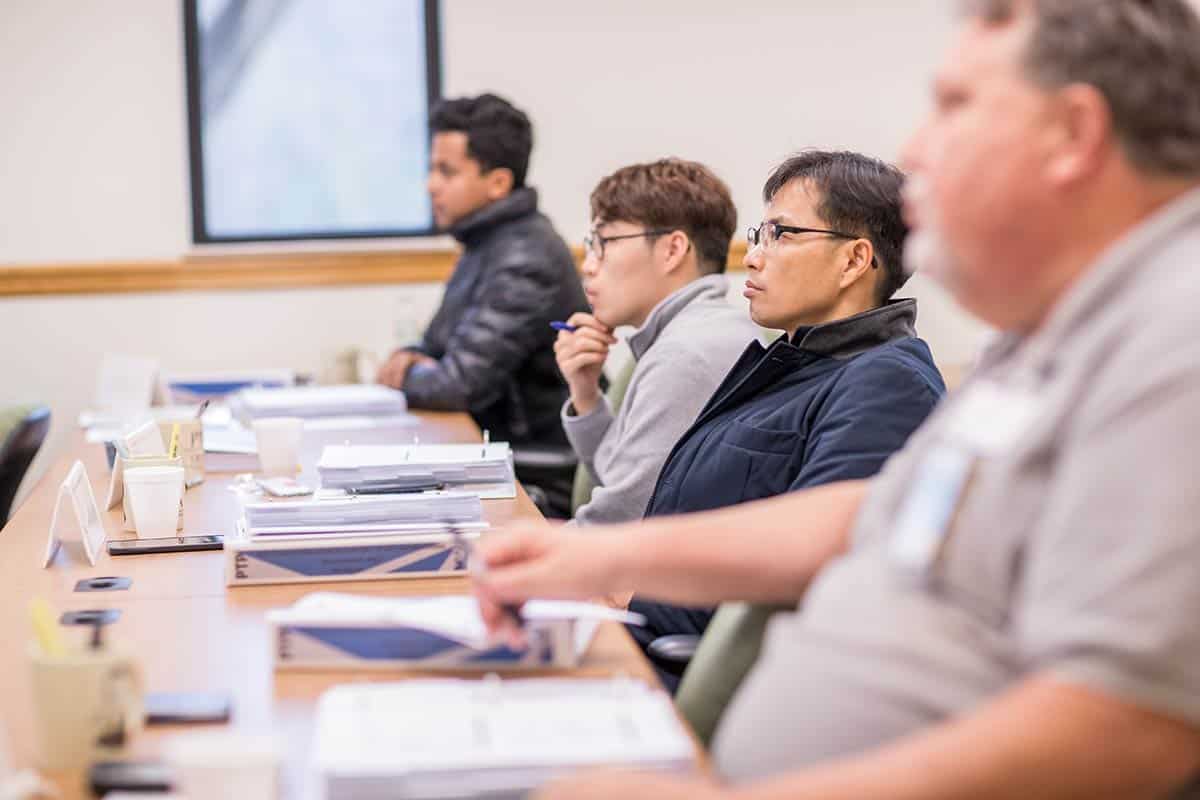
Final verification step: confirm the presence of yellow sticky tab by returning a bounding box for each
[29,597,65,657]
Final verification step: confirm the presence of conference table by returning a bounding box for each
[0,411,683,799]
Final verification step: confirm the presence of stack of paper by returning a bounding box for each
[268,593,646,670]
[202,425,259,472]
[314,677,695,800]
[317,443,516,499]
[159,368,293,404]
[83,404,234,445]
[242,492,483,536]
[230,384,408,420]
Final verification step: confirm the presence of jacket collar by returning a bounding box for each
[786,298,918,359]
[449,187,539,246]
[627,274,730,361]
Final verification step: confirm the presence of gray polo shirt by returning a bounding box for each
[714,187,1200,781]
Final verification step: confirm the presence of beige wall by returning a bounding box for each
[0,0,991,503]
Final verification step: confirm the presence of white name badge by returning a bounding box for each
[940,379,1043,456]
[889,445,974,578]
[43,460,108,568]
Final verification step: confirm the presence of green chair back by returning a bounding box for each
[674,601,793,746]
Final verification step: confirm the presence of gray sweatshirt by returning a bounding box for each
[564,274,760,525]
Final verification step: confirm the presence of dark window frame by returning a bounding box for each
[182,0,443,244]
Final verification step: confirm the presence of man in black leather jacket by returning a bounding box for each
[377,94,587,457]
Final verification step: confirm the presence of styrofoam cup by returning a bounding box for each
[163,731,280,799]
[124,466,185,539]
[252,417,304,475]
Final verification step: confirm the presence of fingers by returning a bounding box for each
[555,338,610,362]
[558,328,613,350]
[559,353,607,377]
[476,559,562,604]
[476,527,618,604]
[477,525,553,569]
[566,312,617,341]
[554,330,612,372]
[376,361,398,388]
[376,351,413,388]
[474,527,573,603]
[555,326,614,351]
[473,586,528,649]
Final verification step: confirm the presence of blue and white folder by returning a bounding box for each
[267,594,646,671]
[225,522,484,586]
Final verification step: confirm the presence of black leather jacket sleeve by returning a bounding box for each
[402,240,562,412]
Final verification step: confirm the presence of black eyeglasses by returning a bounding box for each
[748,221,877,267]
[584,228,674,260]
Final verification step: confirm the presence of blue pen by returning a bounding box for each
[550,321,578,333]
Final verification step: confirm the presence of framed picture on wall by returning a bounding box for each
[183,0,442,243]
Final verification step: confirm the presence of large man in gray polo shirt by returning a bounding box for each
[475,1,1200,797]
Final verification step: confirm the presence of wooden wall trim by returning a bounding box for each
[0,241,749,298]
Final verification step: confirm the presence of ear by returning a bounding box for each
[838,239,875,291]
[658,231,694,276]
[1044,83,1112,187]
[485,167,516,200]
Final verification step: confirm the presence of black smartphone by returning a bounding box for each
[348,481,446,495]
[107,535,223,556]
[144,691,232,724]
[88,760,173,794]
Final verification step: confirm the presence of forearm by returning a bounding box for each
[726,676,1200,800]
[401,360,471,411]
[562,398,615,472]
[605,480,866,606]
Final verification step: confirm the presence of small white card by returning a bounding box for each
[122,419,166,457]
[105,451,128,511]
[889,445,974,579]
[43,461,107,568]
[93,353,158,420]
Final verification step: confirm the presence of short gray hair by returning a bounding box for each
[960,0,1200,177]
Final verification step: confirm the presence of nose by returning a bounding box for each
[743,240,764,272]
[581,251,600,278]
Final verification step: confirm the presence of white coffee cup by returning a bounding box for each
[163,731,280,800]
[123,465,185,539]
[28,644,143,771]
[252,417,304,476]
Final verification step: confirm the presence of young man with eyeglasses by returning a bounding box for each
[556,158,759,525]
[621,151,946,687]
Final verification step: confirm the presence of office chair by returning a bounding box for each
[0,405,51,526]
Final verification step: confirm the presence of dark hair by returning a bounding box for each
[429,93,533,188]
[763,150,910,303]
[959,0,1200,177]
[589,158,737,275]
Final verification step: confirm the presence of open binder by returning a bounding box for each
[314,677,697,800]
